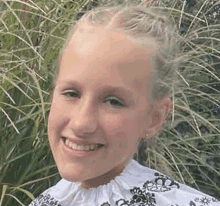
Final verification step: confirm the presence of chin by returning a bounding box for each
[57,165,94,184]
[59,169,85,183]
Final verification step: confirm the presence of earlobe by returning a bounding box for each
[147,97,172,137]
[164,97,173,115]
[148,110,164,137]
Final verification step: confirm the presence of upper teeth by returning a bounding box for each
[65,138,99,151]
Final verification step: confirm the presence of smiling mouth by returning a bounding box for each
[62,137,104,151]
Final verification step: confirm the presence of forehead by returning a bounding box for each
[66,27,155,62]
[59,28,155,95]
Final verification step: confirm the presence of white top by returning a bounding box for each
[29,159,220,206]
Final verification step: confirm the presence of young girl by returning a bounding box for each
[29,2,220,206]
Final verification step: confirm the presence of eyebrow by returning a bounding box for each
[56,80,135,99]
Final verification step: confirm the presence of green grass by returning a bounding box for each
[0,0,220,205]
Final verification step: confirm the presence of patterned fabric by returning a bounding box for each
[28,160,220,206]
[29,194,61,206]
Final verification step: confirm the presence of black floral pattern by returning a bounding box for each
[130,188,156,206]
[189,201,196,206]
[29,194,61,206]
[28,173,220,206]
[101,203,111,206]
[100,172,220,206]
[102,186,156,206]
[143,172,180,192]
[189,197,220,206]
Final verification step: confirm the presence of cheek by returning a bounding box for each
[102,113,139,149]
[110,131,138,160]
[102,113,134,133]
[103,112,146,137]
[47,101,67,139]
[102,113,128,136]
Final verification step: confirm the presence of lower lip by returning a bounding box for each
[61,139,104,158]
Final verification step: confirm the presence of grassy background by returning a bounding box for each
[0,0,219,205]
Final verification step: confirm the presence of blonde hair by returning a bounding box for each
[58,2,180,101]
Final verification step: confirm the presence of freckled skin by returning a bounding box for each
[48,28,168,189]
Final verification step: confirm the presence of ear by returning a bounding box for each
[147,96,172,137]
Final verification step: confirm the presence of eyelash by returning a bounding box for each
[104,96,125,108]
[61,90,125,108]
[62,90,79,98]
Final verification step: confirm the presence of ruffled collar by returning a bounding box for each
[35,159,220,206]
[47,159,153,205]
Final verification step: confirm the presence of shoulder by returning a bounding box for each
[28,179,74,206]
[28,193,61,206]
[106,159,220,206]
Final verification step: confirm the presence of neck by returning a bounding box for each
[79,161,130,189]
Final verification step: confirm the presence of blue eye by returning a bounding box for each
[105,97,125,108]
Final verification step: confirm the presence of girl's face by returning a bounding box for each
[48,28,157,188]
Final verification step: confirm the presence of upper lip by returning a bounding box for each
[62,136,104,146]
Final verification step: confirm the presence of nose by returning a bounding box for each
[68,99,98,137]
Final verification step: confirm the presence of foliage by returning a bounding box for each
[0,0,219,205]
